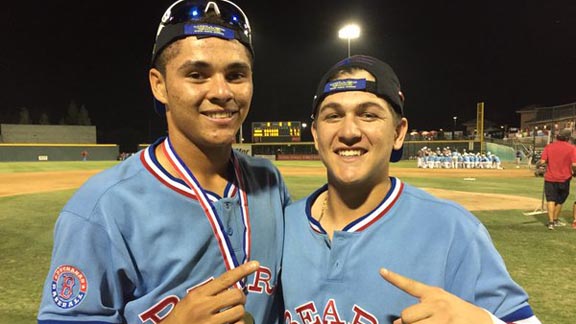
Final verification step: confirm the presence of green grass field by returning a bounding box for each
[1,160,575,323]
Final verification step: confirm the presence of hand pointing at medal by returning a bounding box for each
[161,261,259,324]
[379,268,494,324]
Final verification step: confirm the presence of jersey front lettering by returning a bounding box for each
[285,299,378,324]
[140,266,276,323]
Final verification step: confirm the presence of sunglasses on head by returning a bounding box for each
[153,0,253,64]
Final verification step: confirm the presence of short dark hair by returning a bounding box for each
[154,42,181,76]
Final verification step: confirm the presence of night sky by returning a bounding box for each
[2,0,575,151]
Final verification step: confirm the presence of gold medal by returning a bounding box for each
[243,312,254,324]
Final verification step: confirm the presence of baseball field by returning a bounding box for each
[1,159,575,323]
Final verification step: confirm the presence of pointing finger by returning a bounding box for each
[202,261,260,296]
[379,268,430,298]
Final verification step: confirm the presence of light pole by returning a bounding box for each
[301,122,308,143]
[453,116,457,139]
[338,24,360,57]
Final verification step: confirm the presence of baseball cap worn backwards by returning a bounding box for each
[559,128,572,139]
[152,0,253,114]
[311,55,406,162]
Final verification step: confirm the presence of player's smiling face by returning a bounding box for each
[150,36,253,149]
[312,70,407,187]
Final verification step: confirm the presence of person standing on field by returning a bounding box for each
[281,54,542,324]
[37,1,290,323]
[539,128,576,230]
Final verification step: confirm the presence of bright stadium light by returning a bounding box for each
[338,24,360,57]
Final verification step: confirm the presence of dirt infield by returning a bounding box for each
[278,166,542,211]
[0,166,541,211]
[0,170,101,197]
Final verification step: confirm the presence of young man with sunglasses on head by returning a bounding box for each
[37,1,290,323]
[281,55,541,324]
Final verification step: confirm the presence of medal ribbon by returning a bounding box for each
[162,137,251,289]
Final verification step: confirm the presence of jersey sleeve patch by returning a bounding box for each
[50,265,88,309]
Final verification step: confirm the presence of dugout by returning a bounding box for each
[484,142,516,161]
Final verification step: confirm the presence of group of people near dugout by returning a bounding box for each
[416,146,503,169]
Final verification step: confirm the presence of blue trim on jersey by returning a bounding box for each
[145,137,235,200]
[343,177,398,231]
[305,177,402,234]
[147,137,188,188]
[305,184,327,233]
[39,321,113,324]
[500,305,534,322]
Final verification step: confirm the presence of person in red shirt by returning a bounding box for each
[539,128,576,230]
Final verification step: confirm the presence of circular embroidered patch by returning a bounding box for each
[50,265,88,309]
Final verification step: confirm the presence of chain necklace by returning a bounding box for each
[318,192,328,222]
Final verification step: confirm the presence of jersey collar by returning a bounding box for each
[140,137,237,201]
[307,177,404,234]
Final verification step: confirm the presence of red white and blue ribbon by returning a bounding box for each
[161,137,251,290]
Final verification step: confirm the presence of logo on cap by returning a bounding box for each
[324,79,367,94]
[184,23,235,39]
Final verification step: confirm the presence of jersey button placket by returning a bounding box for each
[327,233,351,281]
[223,201,233,236]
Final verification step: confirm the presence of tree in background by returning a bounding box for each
[58,100,91,125]
[38,112,50,124]
[18,107,31,124]
[78,104,92,125]
[60,100,79,125]
[9,100,92,125]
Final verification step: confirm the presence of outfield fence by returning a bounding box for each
[0,144,119,161]
[139,140,522,162]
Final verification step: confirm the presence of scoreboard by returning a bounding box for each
[251,121,301,143]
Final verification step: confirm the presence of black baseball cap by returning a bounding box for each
[151,0,253,114]
[558,128,572,140]
[311,55,405,162]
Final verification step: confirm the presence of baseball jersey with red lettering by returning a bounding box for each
[38,137,290,323]
[282,177,539,323]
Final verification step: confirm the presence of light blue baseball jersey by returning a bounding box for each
[38,137,290,324]
[282,177,535,323]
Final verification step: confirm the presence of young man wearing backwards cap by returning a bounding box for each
[538,128,576,230]
[37,1,290,323]
[281,55,541,324]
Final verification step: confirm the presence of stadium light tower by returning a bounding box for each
[338,24,360,57]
